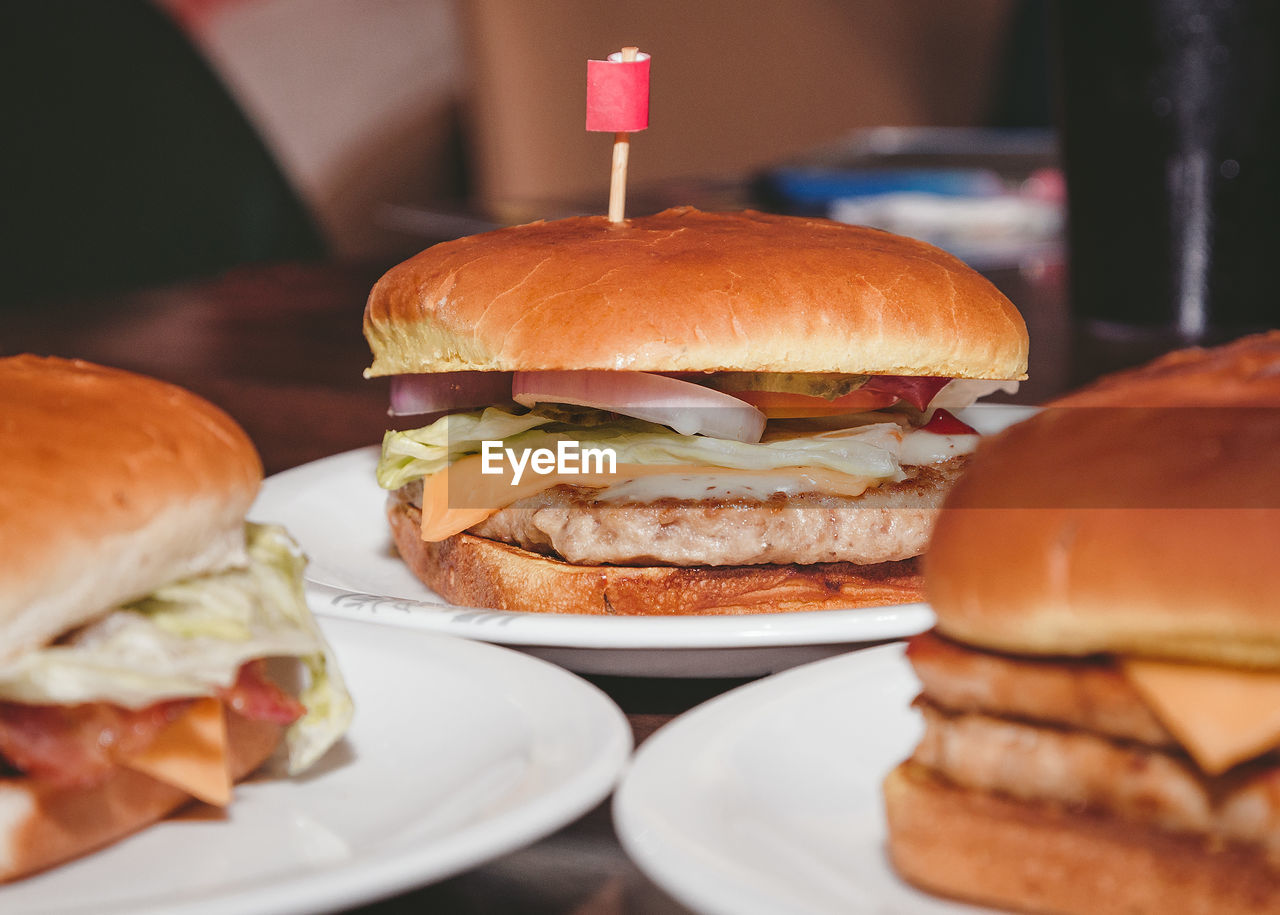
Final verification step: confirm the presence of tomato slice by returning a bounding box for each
[731,389,901,418]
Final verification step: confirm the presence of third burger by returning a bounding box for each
[885,331,1280,914]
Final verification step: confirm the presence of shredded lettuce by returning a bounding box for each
[0,524,353,774]
[376,407,906,490]
[377,407,552,488]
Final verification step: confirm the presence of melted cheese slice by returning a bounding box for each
[1121,659,1280,775]
[119,698,232,806]
[420,456,879,542]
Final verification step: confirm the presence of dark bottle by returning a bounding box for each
[1057,0,1280,341]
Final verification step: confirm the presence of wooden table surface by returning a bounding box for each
[5,251,1084,913]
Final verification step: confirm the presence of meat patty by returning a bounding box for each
[907,632,1176,748]
[464,458,965,567]
[913,702,1280,858]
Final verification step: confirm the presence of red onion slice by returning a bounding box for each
[389,372,514,416]
[512,370,767,443]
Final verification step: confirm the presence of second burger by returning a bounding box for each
[363,207,1028,616]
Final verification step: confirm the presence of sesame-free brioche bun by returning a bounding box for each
[362,207,1029,380]
[1053,329,1280,409]
[0,355,262,664]
[924,332,1280,667]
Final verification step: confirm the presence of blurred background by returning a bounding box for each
[7,0,1274,390]
[0,0,1054,302]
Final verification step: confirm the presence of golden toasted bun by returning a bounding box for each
[363,207,1028,380]
[1055,329,1280,408]
[924,332,1280,666]
[0,356,262,664]
[388,500,923,615]
[0,711,280,883]
[884,761,1280,914]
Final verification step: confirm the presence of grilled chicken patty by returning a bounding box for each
[914,702,1280,859]
[907,632,1177,747]
[907,634,1280,859]
[458,458,966,567]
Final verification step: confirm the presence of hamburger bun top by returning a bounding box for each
[363,207,1028,380]
[0,356,262,663]
[924,331,1280,668]
[1052,330,1280,408]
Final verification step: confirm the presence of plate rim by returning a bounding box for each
[251,446,940,650]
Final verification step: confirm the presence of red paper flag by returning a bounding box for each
[586,51,651,132]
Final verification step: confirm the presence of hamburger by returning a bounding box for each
[884,331,1280,912]
[363,207,1028,615]
[0,355,352,881]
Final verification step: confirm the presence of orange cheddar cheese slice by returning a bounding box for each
[120,698,232,806]
[421,455,878,542]
[1121,658,1280,776]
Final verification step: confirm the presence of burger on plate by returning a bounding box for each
[363,207,1028,616]
[0,355,352,881]
[885,331,1280,912]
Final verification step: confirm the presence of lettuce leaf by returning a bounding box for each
[377,407,553,488]
[0,524,352,775]
[376,407,906,490]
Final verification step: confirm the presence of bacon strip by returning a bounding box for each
[0,701,190,788]
[0,661,303,788]
[863,375,952,411]
[223,660,306,724]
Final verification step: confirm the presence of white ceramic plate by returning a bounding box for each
[1,618,632,915]
[250,406,1036,678]
[614,643,989,914]
[250,447,929,677]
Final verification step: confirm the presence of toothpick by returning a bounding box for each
[607,46,640,224]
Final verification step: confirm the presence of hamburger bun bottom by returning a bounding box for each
[0,710,282,882]
[883,761,1280,914]
[388,500,923,615]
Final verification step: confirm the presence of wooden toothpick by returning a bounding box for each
[607,46,640,224]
